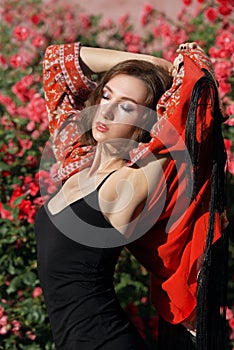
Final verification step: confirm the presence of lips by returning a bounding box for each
[96,121,109,132]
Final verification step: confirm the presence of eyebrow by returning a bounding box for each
[104,85,138,105]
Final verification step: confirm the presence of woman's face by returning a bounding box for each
[92,74,148,144]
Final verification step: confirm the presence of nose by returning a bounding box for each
[101,102,115,121]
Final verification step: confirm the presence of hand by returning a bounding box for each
[175,41,215,76]
[176,41,203,53]
[172,42,206,76]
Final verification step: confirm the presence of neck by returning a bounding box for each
[88,142,127,175]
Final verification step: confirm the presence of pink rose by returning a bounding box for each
[0,306,4,318]
[13,26,30,41]
[0,326,8,335]
[11,320,21,332]
[26,330,36,340]
[10,54,23,68]
[229,317,234,330]
[31,34,46,48]
[32,287,42,298]
[0,315,8,326]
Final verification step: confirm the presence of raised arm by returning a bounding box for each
[43,42,97,180]
[43,42,173,182]
[80,46,173,76]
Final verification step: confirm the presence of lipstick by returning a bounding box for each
[96,121,109,132]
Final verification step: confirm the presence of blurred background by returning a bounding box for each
[0,0,233,349]
[63,0,182,21]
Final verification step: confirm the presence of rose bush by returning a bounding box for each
[0,0,233,348]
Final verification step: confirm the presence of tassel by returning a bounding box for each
[185,69,228,349]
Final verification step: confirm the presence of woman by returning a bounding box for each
[35,42,173,349]
[35,42,228,349]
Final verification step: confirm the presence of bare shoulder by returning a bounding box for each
[101,155,170,197]
[118,155,170,190]
[98,155,170,235]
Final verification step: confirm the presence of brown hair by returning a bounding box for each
[80,59,172,145]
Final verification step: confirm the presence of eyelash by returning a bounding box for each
[102,92,109,100]
[101,92,134,113]
[120,103,134,112]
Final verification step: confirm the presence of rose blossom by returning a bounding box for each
[214,60,232,79]
[226,307,234,320]
[25,155,38,168]
[18,199,37,223]
[31,130,41,139]
[26,330,36,340]
[183,0,192,5]
[0,203,13,221]
[0,326,8,335]
[11,320,21,332]
[26,121,36,132]
[0,306,4,318]
[141,4,154,26]
[30,14,41,25]
[218,4,232,16]
[78,14,91,29]
[32,287,42,298]
[31,34,46,48]
[12,81,35,103]
[26,93,47,123]
[0,315,8,326]
[205,8,218,22]
[118,14,129,26]
[229,317,234,330]
[13,26,30,41]
[218,80,231,96]
[0,54,8,69]
[10,54,24,68]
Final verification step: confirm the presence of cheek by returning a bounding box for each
[112,124,137,139]
[91,108,101,128]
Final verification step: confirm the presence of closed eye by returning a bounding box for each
[120,102,136,113]
[102,90,110,100]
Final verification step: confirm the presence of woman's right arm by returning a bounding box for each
[43,43,97,177]
[43,43,96,140]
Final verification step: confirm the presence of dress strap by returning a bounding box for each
[96,171,117,192]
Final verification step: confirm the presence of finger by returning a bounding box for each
[176,44,185,52]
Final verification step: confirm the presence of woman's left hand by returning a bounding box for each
[176,41,203,53]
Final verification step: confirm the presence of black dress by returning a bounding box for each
[34,176,147,350]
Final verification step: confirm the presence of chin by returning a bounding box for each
[92,130,106,143]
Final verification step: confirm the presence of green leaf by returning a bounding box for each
[13,195,27,206]
[6,276,22,294]
[0,162,11,171]
[23,271,37,286]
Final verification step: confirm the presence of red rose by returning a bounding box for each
[13,26,30,41]
[205,8,218,22]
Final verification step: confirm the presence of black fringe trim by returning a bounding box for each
[185,69,228,349]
